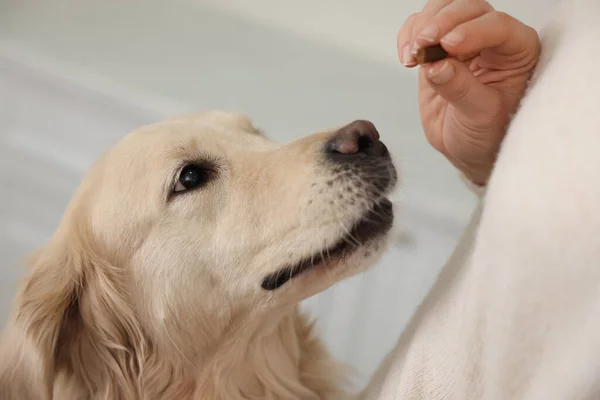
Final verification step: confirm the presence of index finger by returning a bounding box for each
[411,0,493,53]
[397,13,418,67]
[440,11,540,64]
[398,0,454,67]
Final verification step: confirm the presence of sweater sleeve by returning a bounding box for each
[363,2,600,399]
[361,183,485,400]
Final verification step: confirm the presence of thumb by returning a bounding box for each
[422,58,497,117]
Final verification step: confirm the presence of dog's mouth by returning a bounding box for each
[261,199,394,291]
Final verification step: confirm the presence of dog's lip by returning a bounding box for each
[260,198,394,291]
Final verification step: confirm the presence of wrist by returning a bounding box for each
[461,168,490,188]
[446,156,493,188]
[450,144,500,187]
[442,134,502,188]
[460,172,487,197]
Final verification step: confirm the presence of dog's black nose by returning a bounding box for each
[326,120,387,157]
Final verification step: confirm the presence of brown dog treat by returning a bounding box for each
[415,44,449,64]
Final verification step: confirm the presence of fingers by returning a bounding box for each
[440,11,540,68]
[411,0,493,53]
[421,58,501,119]
[397,0,453,67]
[397,0,537,68]
[397,13,418,66]
[411,0,455,41]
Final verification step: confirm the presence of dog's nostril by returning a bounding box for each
[357,135,374,152]
[326,120,386,157]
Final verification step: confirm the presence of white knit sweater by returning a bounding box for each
[362,0,600,398]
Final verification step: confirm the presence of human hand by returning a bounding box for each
[398,0,540,186]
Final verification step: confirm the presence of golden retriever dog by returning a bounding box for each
[0,111,397,400]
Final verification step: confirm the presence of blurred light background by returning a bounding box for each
[0,0,557,386]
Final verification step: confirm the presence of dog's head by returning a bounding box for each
[89,111,397,310]
[0,111,397,398]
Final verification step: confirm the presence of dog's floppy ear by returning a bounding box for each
[0,234,145,399]
[0,242,81,399]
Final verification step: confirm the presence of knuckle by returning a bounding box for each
[405,12,419,24]
[411,20,429,40]
[453,85,471,103]
[398,12,420,42]
[463,0,485,8]
[451,74,471,102]
[396,28,408,45]
[435,1,490,31]
[478,0,494,12]
[481,1,495,11]
[493,11,513,25]
[462,0,494,16]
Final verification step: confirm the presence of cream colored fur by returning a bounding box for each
[0,111,396,399]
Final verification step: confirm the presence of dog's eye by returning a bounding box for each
[174,165,211,193]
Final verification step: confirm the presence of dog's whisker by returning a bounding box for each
[1,111,402,398]
[336,220,361,248]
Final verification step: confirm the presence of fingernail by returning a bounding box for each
[401,44,415,67]
[441,31,464,47]
[411,25,440,55]
[417,24,439,43]
[427,61,454,85]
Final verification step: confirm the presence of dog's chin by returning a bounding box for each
[261,198,394,291]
